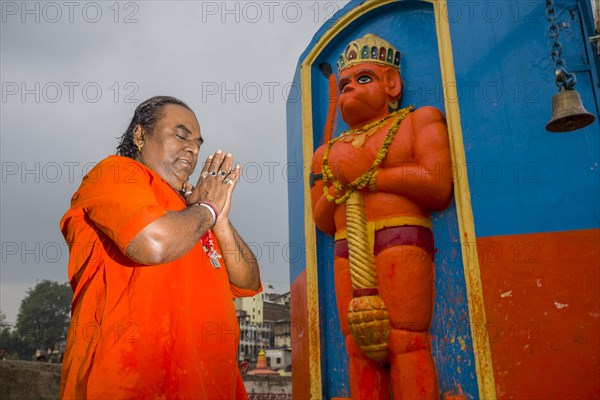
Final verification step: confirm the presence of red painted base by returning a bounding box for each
[478,229,600,398]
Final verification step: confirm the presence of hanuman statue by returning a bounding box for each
[311,33,453,399]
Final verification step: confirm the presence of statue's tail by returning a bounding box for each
[319,63,338,144]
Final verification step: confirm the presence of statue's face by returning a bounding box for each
[338,63,393,129]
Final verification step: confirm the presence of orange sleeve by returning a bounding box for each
[75,157,168,253]
[230,280,263,298]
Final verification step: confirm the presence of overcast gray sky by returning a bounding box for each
[0,0,350,323]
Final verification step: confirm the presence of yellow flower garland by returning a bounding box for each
[322,106,414,204]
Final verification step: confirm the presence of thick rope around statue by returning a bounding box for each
[345,192,377,288]
[345,192,391,363]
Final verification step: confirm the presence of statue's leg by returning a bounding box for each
[376,245,439,399]
[334,255,390,400]
[346,335,390,400]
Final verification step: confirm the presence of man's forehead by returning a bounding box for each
[162,105,199,128]
[162,103,195,118]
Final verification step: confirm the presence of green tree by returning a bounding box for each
[12,280,72,359]
[0,313,25,360]
[0,311,13,358]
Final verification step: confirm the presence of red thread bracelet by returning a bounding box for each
[199,201,219,227]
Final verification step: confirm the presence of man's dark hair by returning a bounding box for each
[116,96,192,159]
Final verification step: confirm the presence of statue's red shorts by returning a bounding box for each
[334,225,434,261]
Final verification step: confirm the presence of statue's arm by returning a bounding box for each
[370,107,453,210]
[310,145,337,235]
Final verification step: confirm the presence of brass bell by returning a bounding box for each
[546,88,596,132]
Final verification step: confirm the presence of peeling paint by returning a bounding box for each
[458,336,466,351]
[554,301,569,309]
[500,291,512,298]
[536,279,542,287]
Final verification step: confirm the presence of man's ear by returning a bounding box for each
[133,125,145,147]
[383,68,402,102]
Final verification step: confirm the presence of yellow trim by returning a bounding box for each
[300,1,496,399]
[430,1,497,398]
[300,61,323,399]
[334,216,432,241]
[375,216,432,231]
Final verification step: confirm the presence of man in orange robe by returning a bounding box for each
[60,96,261,399]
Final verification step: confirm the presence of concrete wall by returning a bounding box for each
[0,360,291,399]
[244,375,292,398]
[0,360,61,400]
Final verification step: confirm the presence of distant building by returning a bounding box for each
[233,283,286,324]
[237,309,270,363]
[264,291,290,306]
[234,290,265,323]
[272,319,291,349]
[235,284,291,373]
[266,348,292,371]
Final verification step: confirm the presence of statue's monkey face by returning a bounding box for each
[338,63,402,129]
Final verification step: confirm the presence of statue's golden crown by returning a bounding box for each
[337,33,401,73]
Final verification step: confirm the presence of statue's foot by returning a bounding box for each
[443,391,467,400]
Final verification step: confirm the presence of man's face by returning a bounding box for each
[137,104,203,191]
[338,63,392,129]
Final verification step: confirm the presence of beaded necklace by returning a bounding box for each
[322,106,413,204]
[340,107,407,136]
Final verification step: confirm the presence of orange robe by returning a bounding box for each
[59,155,260,399]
